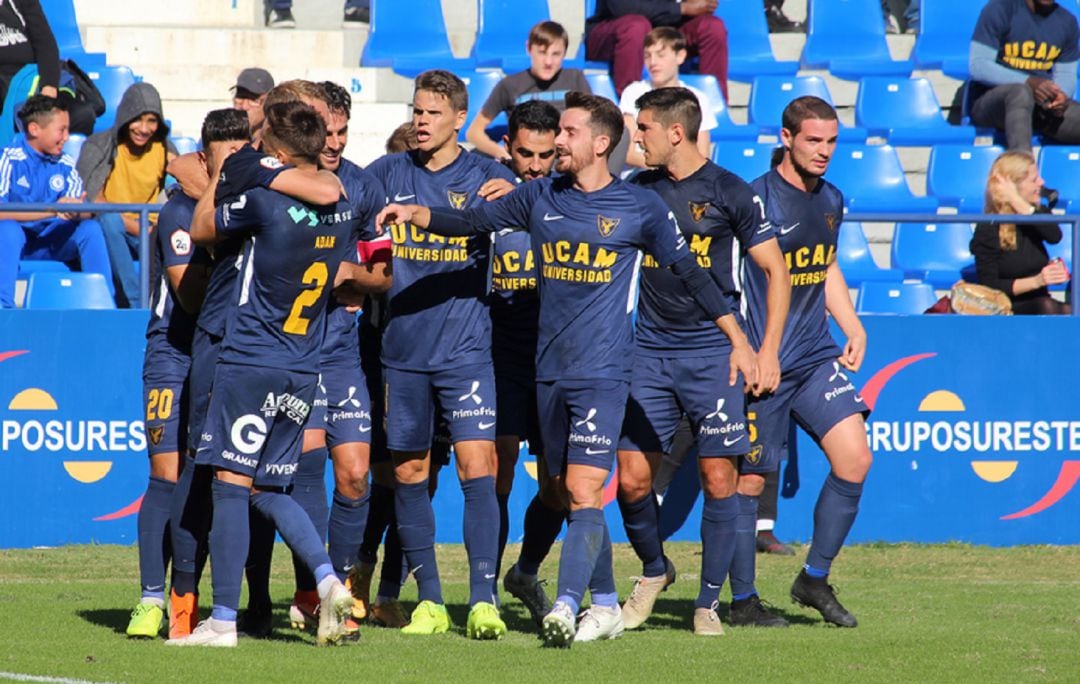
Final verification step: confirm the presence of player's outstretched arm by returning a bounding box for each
[375,203,431,233]
[747,239,791,394]
[333,260,392,306]
[270,169,344,205]
[825,260,866,372]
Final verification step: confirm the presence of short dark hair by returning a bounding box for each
[18,95,66,129]
[321,81,352,119]
[201,108,251,148]
[262,101,326,165]
[635,87,702,142]
[564,91,623,158]
[527,20,569,49]
[508,99,560,139]
[414,70,468,113]
[781,96,838,136]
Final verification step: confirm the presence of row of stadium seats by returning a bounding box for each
[713,143,1080,215]
[60,132,200,164]
[362,0,1080,81]
[467,71,987,147]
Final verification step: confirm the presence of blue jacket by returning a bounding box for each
[0,132,83,234]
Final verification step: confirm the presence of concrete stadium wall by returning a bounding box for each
[1,310,1076,549]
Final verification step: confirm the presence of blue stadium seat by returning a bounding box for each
[856,280,936,314]
[912,1,983,77]
[62,133,86,162]
[472,0,550,70]
[89,65,137,133]
[803,0,913,79]
[855,77,977,146]
[18,260,70,277]
[361,0,476,76]
[584,72,617,103]
[459,69,506,141]
[0,64,39,147]
[836,221,903,287]
[24,272,115,309]
[828,144,938,213]
[1038,147,1080,213]
[710,141,778,184]
[926,144,1004,213]
[40,0,107,65]
[714,0,798,81]
[678,74,756,142]
[890,222,976,288]
[170,136,200,156]
[748,76,868,142]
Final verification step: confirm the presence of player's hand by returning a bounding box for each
[478,178,515,201]
[753,348,781,396]
[375,203,417,233]
[838,330,866,372]
[729,343,758,392]
[56,193,84,221]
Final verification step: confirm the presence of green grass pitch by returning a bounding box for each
[0,542,1077,683]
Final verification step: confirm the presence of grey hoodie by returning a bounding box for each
[76,81,177,201]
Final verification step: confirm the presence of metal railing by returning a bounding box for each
[2,201,161,306]
[845,212,1080,313]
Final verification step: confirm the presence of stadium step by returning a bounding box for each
[73,0,259,28]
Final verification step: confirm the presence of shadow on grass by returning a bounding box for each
[640,597,822,630]
[77,608,130,635]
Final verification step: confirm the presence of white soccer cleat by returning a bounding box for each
[164,618,238,647]
[541,601,576,648]
[317,580,354,646]
[573,604,625,643]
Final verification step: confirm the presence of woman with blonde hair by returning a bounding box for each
[970,150,1070,315]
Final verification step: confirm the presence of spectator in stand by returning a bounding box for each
[764,1,803,33]
[882,0,920,34]
[265,0,370,28]
[77,83,177,308]
[0,0,59,108]
[969,0,1080,152]
[231,68,274,147]
[619,27,717,167]
[586,0,728,100]
[0,96,111,308]
[466,21,590,162]
[971,150,1070,315]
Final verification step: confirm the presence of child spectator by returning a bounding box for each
[466,21,590,161]
[0,96,111,307]
[77,82,177,308]
[619,27,718,167]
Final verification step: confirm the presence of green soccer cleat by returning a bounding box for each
[400,600,451,635]
[126,601,164,638]
[466,601,507,640]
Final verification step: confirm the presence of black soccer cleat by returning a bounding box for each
[729,595,789,628]
[790,569,858,628]
[756,530,796,556]
[237,604,274,639]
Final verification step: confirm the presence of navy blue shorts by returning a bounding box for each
[198,362,318,489]
[322,363,373,448]
[743,359,870,475]
[494,353,543,454]
[619,353,749,458]
[188,327,221,462]
[142,339,191,457]
[383,362,497,452]
[537,378,628,474]
[359,323,389,463]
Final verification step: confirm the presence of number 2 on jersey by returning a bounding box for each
[283,262,329,335]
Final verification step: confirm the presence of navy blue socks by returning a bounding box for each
[729,492,760,599]
[329,489,369,581]
[395,479,442,603]
[209,479,249,622]
[137,476,174,601]
[462,476,499,606]
[695,495,738,609]
[805,472,864,576]
[555,507,606,615]
[618,492,666,577]
[517,494,564,576]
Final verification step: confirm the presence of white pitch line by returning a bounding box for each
[0,672,114,684]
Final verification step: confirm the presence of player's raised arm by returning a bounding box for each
[189,143,233,245]
[824,259,866,372]
[377,178,540,237]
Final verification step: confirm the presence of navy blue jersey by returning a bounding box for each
[146,192,210,351]
[972,0,1080,82]
[744,169,842,373]
[366,149,516,371]
[320,159,387,369]
[215,186,355,370]
[633,161,774,356]
[444,175,690,382]
[196,144,289,337]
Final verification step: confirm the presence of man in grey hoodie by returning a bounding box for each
[77,82,177,307]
